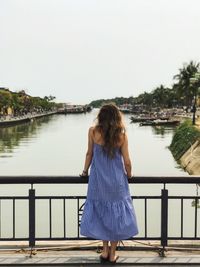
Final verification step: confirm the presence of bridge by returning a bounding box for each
[0,176,199,266]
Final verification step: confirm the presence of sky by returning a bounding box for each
[0,0,200,104]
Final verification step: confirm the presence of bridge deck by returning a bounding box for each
[0,241,199,266]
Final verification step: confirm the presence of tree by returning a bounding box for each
[0,90,12,115]
[173,61,200,106]
[12,93,23,115]
[152,85,167,107]
[44,95,56,102]
[152,85,177,108]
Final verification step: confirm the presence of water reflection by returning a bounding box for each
[0,111,185,176]
[151,125,177,137]
[0,116,53,157]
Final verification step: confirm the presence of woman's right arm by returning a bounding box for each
[81,127,94,176]
[121,133,132,178]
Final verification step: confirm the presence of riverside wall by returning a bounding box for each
[0,111,57,127]
[180,139,200,175]
[170,118,200,175]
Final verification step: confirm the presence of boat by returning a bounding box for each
[139,120,180,126]
[57,108,85,114]
[119,107,132,113]
[57,105,85,114]
[130,115,170,123]
[139,120,154,126]
[130,116,157,123]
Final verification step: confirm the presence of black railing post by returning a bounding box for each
[29,187,35,249]
[160,187,168,256]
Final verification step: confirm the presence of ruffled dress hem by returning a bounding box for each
[80,198,139,241]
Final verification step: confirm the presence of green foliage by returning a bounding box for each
[89,97,134,108]
[173,61,200,106]
[0,88,57,115]
[170,120,200,160]
[89,87,179,109]
[90,61,200,109]
[0,90,13,115]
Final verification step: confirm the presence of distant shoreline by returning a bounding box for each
[0,111,57,127]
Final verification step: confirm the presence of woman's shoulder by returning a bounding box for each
[88,126,100,137]
[88,126,95,132]
[88,126,95,137]
[89,126,101,134]
[89,126,104,144]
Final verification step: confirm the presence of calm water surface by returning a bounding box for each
[0,110,199,239]
[0,109,183,176]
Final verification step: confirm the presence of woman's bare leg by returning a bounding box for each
[101,240,109,258]
[109,241,118,262]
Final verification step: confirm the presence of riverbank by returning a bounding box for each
[170,120,200,174]
[0,111,57,127]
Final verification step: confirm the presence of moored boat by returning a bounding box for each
[130,116,157,122]
[139,119,180,126]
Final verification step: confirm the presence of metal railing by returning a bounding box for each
[0,176,199,256]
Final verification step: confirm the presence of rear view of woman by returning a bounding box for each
[80,103,138,264]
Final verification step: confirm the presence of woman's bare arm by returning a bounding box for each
[121,133,132,178]
[81,127,94,176]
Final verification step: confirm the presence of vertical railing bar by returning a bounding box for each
[144,198,147,238]
[194,198,197,238]
[29,187,35,252]
[49,199,52,239]
[63,199,66,238]
[77,198,79,238]
[13,199,15,239]
[161,188,168,256]
[163,183,166,190]
[181,199,183,238]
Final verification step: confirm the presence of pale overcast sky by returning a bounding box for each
[0,0,200,104]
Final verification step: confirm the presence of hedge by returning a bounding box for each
[169,120,200,160]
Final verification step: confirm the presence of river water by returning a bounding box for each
[0,110,199,240]
[0,109,183,176]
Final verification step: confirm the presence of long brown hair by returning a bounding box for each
[96,103,124,158]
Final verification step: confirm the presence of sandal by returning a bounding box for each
[109,255,119,264]
[99,254,109,263]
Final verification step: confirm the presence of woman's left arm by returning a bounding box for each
[81,127,94,176]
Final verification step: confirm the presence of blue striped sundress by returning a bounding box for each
[80,143,138,241]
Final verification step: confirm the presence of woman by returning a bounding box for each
[80,103,138,264]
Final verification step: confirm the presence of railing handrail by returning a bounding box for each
[0,175,199,255]
[0,175,199,184]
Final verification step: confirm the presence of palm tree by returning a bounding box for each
[152,85,165,107]
[152,85,175,108]
[173,61,200,107]
[44,95,56,102]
